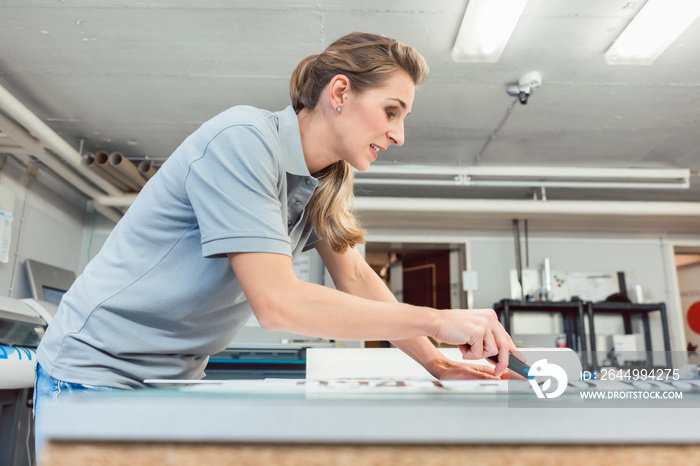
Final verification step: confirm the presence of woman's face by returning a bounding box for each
[336,71,415,172]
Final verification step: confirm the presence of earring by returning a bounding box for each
[336,106,342,112]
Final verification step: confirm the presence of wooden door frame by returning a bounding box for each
[365,232,471,309]
[667,240,700,366]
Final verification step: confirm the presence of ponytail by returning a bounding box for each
[306,161,365,253]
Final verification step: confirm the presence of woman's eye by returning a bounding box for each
[385,109,396,119]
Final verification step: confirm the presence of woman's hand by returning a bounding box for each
[437,360,508,380]
[433,308,523,377]
[436,358,530,381]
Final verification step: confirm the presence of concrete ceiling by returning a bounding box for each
[1,0,699,217]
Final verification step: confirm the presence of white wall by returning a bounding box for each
[0,156,99,300]
[469,234,669,305]
[369,227,696,357]
[77,203,116,273]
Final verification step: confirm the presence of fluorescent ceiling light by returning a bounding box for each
[354,165,690,190]
[452,0,529,63]
[605,0,700,65]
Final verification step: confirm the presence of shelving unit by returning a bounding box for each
[493,299,588,366]
[586,301,672,372]
[493,298,672,372]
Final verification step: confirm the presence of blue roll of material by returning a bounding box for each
[0,345,36,389]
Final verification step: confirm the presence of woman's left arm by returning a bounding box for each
[315,239,500,380]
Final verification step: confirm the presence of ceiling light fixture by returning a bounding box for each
[354,165,690,190]
[452,0,529,63]
[605,0,700,65]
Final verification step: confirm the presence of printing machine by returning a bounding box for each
[0,295,56,466]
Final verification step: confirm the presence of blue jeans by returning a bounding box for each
[33,363,123,461]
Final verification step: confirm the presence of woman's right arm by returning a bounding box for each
[228,251,511,362]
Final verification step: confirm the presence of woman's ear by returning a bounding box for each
[328,74,351,110]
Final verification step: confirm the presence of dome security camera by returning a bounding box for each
[519,71,542,89]
[507,71,543,105]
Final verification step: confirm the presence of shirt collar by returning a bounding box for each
[276,105,315,180]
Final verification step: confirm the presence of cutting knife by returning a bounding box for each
[487,352,531,379]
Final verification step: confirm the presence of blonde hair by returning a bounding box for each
[290,32,429,253]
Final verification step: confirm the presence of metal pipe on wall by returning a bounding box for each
[138,161,157,179]
[354,197,700,217]
[358,164,691,188]
[352,197,700,233]
[94,151,140,192]
[96,194,700,222]
[95,193,138,206]
[109,152,146,189]
[82,153,131,192]
[512,219,524,300]
[0,113,123,223]
[0,82,121,196]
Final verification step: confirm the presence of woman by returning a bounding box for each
[34,31,521,452]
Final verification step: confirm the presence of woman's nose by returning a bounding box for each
[388,122,405,146]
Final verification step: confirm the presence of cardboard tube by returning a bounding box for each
[138,160,157,179]
[95,151,140,191]
[109,152,146,189]
[82,153,131,191]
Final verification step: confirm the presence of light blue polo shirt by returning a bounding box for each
[37,105,319,389]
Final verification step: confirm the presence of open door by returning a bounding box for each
[675,247,700,364]
[402,250,451,309]
[364,241,468,348]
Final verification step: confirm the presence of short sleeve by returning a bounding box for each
[184,123,291,258]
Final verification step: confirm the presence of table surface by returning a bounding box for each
[39,378,700,445]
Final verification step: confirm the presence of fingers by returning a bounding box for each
[510,346,526,362]
[497,325,526,364]
[461,340,483,361]
[493,346,509,378]
[439,363,500,381]
[482,325,498,356]
[467,364,500,380]
[437,309,521,375]
[507,366,527,380]
[492,320,524,362]
[458,344,470,359]
[486,314,511,377]
[458,309,520,378]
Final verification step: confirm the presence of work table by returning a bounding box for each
[37,379,700,465]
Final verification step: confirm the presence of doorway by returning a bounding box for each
[675,246,700,365]
[364,241,468,348]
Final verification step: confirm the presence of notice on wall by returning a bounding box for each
[510,269,625,302]
[292,251,311,282]
[510,269,569,301]
[0,185,15,264]
[566,272,621,302]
